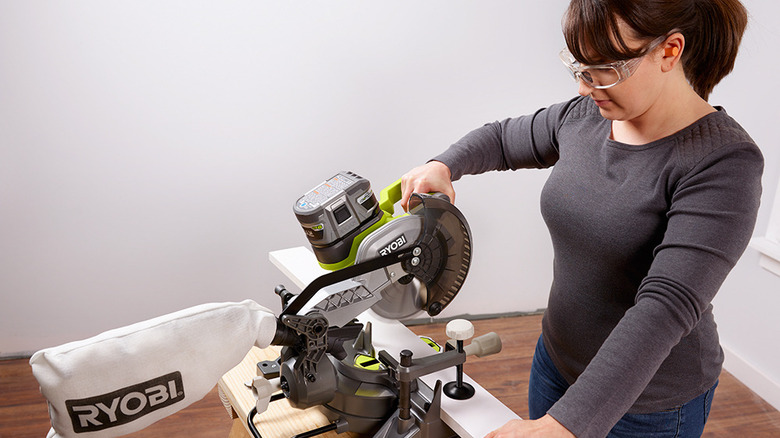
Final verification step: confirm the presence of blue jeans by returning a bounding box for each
[528,335,717,437]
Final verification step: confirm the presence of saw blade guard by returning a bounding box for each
[355,180,472,319]
[406,192,472,317]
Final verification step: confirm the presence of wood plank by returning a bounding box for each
[0,357,51,438]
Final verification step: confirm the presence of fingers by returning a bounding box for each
[483,419,524,438]
[400,161,455,212]
[400,175,413,212]
[483,417,574,438]
[440,184,456,204]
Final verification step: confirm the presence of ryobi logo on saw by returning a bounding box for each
[378,234,407,256]
[65,371,185,433]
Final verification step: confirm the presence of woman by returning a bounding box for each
[400,0,763,437]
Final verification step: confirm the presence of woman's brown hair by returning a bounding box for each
[563,0,748,101]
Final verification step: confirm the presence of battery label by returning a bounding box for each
[297,174,355,211]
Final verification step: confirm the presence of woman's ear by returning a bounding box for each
[661,32,684,72]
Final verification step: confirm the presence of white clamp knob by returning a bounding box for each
[252,376,279,415]
[446,319,474,341]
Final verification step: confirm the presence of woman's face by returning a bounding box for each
[576,25,666,122]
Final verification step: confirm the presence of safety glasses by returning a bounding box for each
[559,36,666,89]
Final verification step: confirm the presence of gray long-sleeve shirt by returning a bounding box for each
[432,96,763,437]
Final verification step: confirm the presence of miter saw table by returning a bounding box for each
[217,247,519,438]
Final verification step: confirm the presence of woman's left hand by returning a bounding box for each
[485,415,575,438]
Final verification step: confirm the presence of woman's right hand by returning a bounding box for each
[400,160,455,212]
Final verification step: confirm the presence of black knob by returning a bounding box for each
[428,301,443,316]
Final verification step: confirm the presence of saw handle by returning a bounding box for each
[378,178,403,216]
[379,178,451,217]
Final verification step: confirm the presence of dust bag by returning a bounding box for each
[29,299,277,437]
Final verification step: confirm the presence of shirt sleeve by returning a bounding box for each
[430,97,585,181]
[547,142,764,437]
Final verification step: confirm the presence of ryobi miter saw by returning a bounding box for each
[28,170,503,438]
[253,171,501,438]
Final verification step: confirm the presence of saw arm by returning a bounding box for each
[278,247,414,328]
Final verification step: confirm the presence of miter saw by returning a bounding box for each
[254,171,501,438]
[28,170,501,438]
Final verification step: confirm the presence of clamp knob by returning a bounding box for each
[252,377,278,414]
[446,319,474,341]
[443,319,476,400]
[464,332,502,357]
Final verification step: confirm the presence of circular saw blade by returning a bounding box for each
[371,277,427,320]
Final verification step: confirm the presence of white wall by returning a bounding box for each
[0,1,777,407]
[0,0,569,355]
[708,1,780,409]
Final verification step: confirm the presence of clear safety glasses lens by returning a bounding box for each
[559,35,667,90]
[559,49,631,89]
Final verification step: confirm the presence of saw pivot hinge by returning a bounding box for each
[280,314,328,378]
[278,314,339,410]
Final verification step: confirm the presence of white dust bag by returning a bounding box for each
[29,299,277,438]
